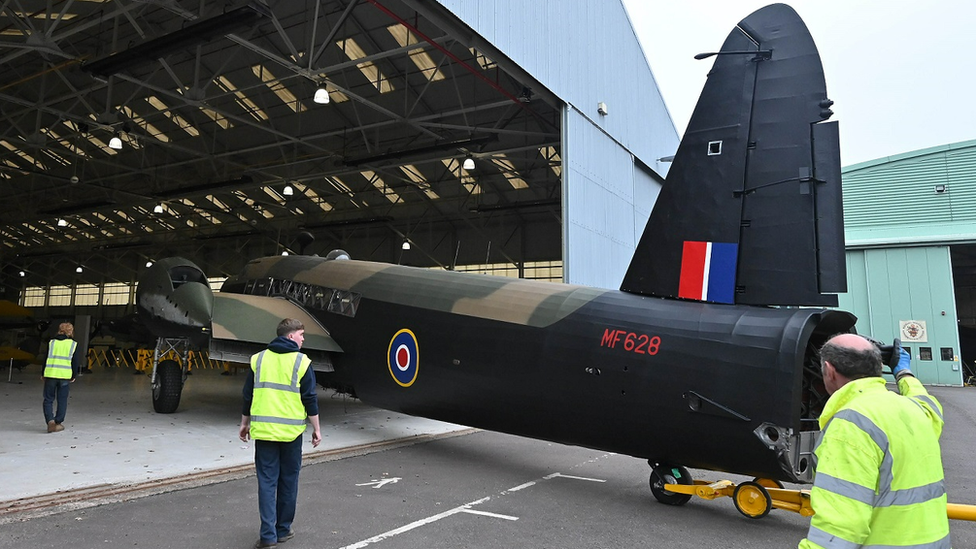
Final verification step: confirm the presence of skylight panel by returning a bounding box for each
[263,187,287,205]
[540,146,562,177]
[294,183,333,212]
[119,106,161,145]
[252,65,305,113]
[77,118,118,155]
[362,170,400,203]
[491,155,529,189]
[336,37,394,93]
[199,107,233,129]
[400,165,439,199]
[469,48,496,70]
[387,25,445,82]
[441,158,480,195]
[236,192,274,219]
[147,96,200,137]
[1,140,46,169]
[214,75,269,122]
[43,127,89,158]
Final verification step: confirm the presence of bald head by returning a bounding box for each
[828,333,878,353]
[820,333,883,384]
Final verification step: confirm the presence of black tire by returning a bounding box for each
[152,359,183,413]
[733,481,772,519]
[649,464,693,505]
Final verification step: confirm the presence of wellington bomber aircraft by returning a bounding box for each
[136,4,859,513]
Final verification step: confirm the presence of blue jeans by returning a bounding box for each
[254,436,303,543]
[42,378,71,424]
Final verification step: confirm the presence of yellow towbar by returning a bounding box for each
[666,479,976,521]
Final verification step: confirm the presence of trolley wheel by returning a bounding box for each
[152,359,183,414]
[752,477,785,490]
[733,481,772,519]
[649,464,693,506]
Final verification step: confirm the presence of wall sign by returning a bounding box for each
[899,320,927,343]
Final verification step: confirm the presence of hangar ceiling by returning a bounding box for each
[0,0,563,292]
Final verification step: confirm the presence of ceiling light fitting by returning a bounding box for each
[313,86,330,104]
[75,266,83,274]
[283,184,294,196]
[57,218,68,227]
[108,133,123,150]
[402,240,411,250]
[153,203,164,214]
[462,155,475,171]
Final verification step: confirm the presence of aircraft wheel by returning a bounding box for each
[649,464,693,506]
[752,477,785,490]
[733,481,772,519]
[152,359,183,414]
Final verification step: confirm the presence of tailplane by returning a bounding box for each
[621,3,845,306]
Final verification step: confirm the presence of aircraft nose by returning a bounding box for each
[167,281,214,329]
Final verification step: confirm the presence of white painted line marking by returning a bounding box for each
[547,473,606,483]
[343,453,615,548]
[506,481,536,492]
[340,497,492,549]
[356,477,401,489]
[460,509,519,521]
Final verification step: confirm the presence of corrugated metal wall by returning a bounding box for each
[844,140,976,247]
[430,0,678,288]
[561,108,661,287]
[838,246,962,386]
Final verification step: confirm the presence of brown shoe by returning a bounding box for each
[47,420,56,433]
[54,423,65,432]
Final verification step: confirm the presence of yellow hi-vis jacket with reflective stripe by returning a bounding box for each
[799,376,949,549]
[249,349,311,442]
[44,338,77,379]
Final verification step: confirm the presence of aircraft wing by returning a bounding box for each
[209,293,341,372]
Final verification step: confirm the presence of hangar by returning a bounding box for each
[839,139,976,386]
[0,0,677,325]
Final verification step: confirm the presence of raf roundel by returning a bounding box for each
[387,329,419,387]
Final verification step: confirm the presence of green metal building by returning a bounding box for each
[839,139,976,386]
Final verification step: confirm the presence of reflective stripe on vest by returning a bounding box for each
[249,350,309,442]
[44,339,76,379]
[803,383,949,549]
[806,525,951,549]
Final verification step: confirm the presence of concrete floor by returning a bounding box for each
[0,363,467,507]
[3,363,976,548]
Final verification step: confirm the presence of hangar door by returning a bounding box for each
[838,246,962,386]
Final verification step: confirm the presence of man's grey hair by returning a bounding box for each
[820,339,883,380]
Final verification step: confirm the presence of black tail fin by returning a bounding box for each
[621,3,845,306]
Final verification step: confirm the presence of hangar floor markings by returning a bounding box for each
[340,455,612,549]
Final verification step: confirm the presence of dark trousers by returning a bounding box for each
[254,436,303,543]
[42,378,70,423]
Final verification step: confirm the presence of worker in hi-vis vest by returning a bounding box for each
[239,318,321,549]
[42,322,85,433]
[799,335,949,548]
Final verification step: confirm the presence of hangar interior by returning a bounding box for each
[0,0,577,321]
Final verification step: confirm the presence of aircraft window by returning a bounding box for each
[919,347,933,361]
[941,347,954,361]
[708,140,723,155]
[328,290,360,318]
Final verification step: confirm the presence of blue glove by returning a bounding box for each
[889,338,912,378]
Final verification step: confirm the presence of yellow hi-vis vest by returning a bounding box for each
[44,339,77,379]
[799,376,949,549]
[249,350,311,442]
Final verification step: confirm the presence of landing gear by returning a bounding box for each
[151,337,190,414]
[648,462,693,505]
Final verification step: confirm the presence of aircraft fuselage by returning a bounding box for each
[222,255,855,482]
